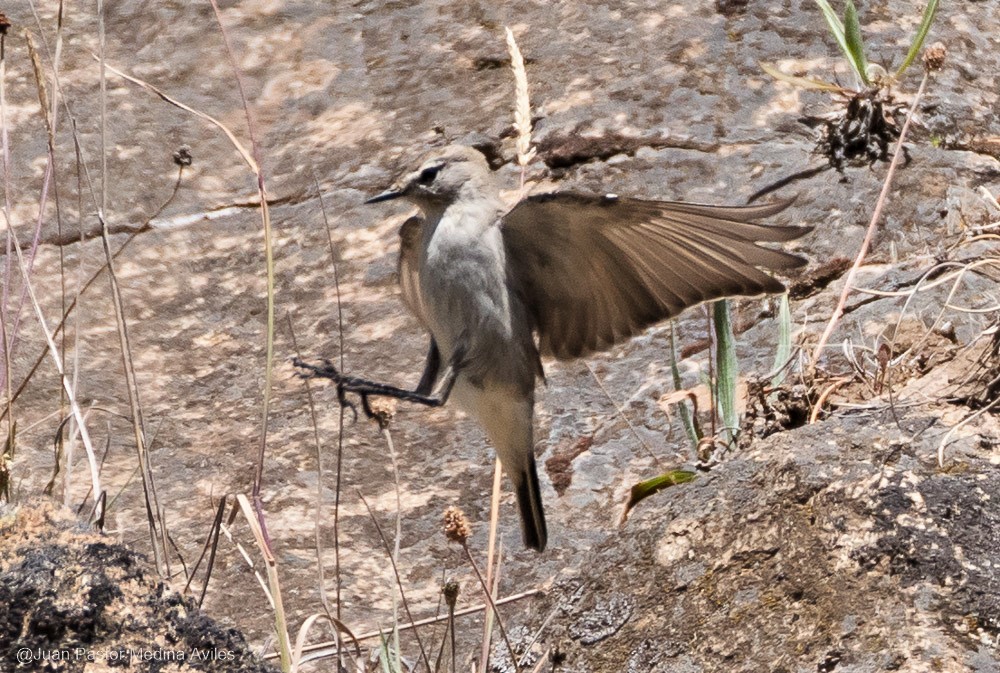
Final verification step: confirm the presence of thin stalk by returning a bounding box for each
[461,542,521,673]
[811,71,931,366]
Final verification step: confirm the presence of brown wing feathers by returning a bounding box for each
[397,215,428,328]
[502,193,810,360]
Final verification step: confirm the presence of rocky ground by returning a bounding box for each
[1,0,998,671]
[0,503,275,672]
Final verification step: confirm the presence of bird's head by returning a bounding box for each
[366,145,495,210]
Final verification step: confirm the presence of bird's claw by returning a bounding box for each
[334,380,361,423]
[292,357,341,380]
[293,357,375,423]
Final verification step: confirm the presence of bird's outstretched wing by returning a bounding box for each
[501,193,811,360]
[397,215,429,328]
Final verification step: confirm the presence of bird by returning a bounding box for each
[303,144,811,552]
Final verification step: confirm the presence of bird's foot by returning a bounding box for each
[292,357,371,421]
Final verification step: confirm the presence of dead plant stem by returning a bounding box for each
[811,72,931,366]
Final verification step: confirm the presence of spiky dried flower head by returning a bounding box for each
[173,146,193,167]
[922,42,946,73]
[442,506,471,545]
[367,398,396,429]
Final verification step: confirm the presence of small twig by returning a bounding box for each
[809,376,852,424]
[266,589,541,662]
[937,394,1000,467]
[182,495,227,607]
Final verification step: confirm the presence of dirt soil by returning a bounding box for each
[1,0,999,671]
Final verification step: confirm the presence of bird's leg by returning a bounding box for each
[293,342,464,417]
[414,339,441,396]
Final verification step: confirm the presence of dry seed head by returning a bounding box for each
[505,27,536,167]
[367,398,397,428]
[442,506,471,544]
[442,579,460,607]
[922,42,946,72]
[173,146,193,167]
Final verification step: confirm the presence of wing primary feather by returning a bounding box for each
[502,192,808,360]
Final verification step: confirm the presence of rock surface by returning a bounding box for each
[519,408,1000,672]
[0,0,998,671]
[0,503,276,672]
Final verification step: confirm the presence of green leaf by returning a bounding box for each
[712,300,739,448]
[895,0,939,78]
[843,0,871,85]
[814,0,850,60]
[669,322,701,449]
[771,294,793,388]
[622,470,697,521]
[376,631,401,673]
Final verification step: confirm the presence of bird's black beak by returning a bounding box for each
[365,188,404,204]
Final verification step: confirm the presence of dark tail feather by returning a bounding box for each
[514,457,548,552]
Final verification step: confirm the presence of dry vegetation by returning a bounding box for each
[1,2,998,672]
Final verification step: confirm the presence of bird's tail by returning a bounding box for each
[473,384,549,552]
[512,456,548,552]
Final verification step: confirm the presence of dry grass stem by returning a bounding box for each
[87,0,168,573]
[315,176,348,623]
[586,362,664,469]
[235,494,292,670]
[937,393,1000,467]
[100,60,256,171]
[7,231,104,519]
[281,589,542,663]
[480,459,503,672]
[444,507,521,672]
[359,492,432,672]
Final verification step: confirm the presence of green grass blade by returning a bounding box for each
[712,300,739,447]
[895,0,939,78]
[771,294,792,388]
[669,322,701,449]
[377,630,401,673]
[814,0,850,60]
[622,470,697,521]
[843,0,871,85]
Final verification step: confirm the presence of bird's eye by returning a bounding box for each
[417,164,443,185]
